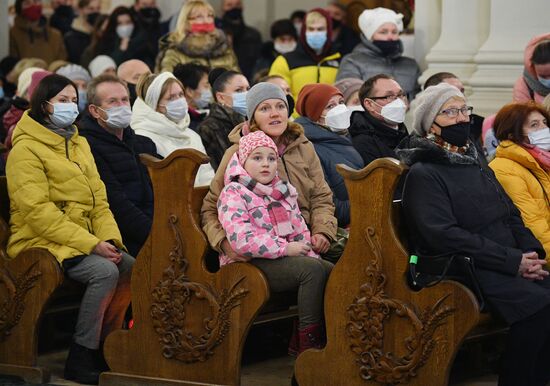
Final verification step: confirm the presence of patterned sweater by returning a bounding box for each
[217,153,318,266]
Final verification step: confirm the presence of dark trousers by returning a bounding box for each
[499,303,550,386]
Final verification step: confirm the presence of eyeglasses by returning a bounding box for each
[369,92,407,103]
[438,106,473,118]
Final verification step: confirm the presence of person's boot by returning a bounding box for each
[95,341,109,372]
[64,341,101,385]
[288,319,300,356]
[298,323,324,354]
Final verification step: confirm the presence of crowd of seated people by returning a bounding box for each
[2,1,550,385]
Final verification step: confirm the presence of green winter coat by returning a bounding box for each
[6,111,124,264]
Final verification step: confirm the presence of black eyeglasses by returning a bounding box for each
[369,92,407,103]
[438,106,473,118]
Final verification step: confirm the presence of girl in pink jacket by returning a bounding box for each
[217,129,332,355]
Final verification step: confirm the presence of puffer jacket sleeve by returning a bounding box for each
[335,54,361,81]
[7,143,100,254]
[492,163,550,260]
[80,140,124,250]
[301,142,337,240]
[268,55,292,87]
[218,184,287,259]
[201,144,238,252]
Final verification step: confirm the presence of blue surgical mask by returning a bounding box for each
[47,102,79,128]
[538,76,550,88]
[0,87,4,100]
[306,31,327,51]
[78,89,87,113]
[231,91,248,116]
[195,89,212,109]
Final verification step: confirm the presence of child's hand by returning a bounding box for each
[286,242,312,256]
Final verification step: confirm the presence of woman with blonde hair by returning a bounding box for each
[131,71,215,186]
[155,0,239,73]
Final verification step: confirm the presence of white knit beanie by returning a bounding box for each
[358,7,404,41]
[56,64,92,83]
[412,83,466,136]
[88,55,117,78]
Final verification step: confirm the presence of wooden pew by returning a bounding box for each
[101,149,272,386]
[0,177,84,384]
[295,158,496,386]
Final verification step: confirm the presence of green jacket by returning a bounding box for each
[6,111,123,264]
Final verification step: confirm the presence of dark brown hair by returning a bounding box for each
[29,74,78,125]
[358,73,393,108]
[494,101,550,143]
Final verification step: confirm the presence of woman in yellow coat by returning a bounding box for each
[490,102,550,260]
[6,74,134,384]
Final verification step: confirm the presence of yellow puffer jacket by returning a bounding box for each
[490,140,550,260]
[6,111,124,264]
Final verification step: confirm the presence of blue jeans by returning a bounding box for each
[65,252,134,349]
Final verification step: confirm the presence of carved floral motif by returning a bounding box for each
[0,262,42,341]
[345,227,454,384]
[151,215,248,363]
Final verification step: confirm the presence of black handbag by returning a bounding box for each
[408,253,486,311]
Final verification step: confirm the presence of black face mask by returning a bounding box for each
[139,7,160,23]
[55,5,74,17]
[331,18,341,29]
[372,40,401,57]
[436,121,471,147]
[286,94,295,118]
[86,12,100,26]
[224,8,243,21]
[127,83,138,106]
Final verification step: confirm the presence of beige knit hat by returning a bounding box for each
[412,83,465,136]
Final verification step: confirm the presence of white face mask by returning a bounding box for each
[99,105,132,129]
[161,97,188,122]
[376,98,407,125]
[116,24,134,39]
[324,104,351,133]
[274,41,297,54]
[528,127,550,151]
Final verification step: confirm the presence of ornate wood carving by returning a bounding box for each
[345,227,455,384]
[0,261,42,341]
[151,215,249,363]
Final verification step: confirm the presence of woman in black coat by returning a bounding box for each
[398,83,550,386]
[295,83,363,227]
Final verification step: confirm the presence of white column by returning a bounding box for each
[0,3,9,59]
[467,0,550,116]
[418,0,490,92]
[412,0,442,72]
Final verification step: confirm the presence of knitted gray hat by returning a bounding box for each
[412,83,465,136]
[246,82,288,121]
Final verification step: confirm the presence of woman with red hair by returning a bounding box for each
[490,102,550,261]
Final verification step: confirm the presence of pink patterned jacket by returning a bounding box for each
[217,153,318,266]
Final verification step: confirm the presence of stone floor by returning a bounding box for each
[0,320,503,386]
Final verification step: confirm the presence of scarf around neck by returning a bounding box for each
[234,172,294,236]
[523,69,550,97]
[523,143,550,172]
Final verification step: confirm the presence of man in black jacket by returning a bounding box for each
[349,74,409,166]
[79,74,158,256]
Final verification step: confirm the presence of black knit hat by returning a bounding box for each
[270,19,297,40]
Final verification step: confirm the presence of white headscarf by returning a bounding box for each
[144,72,177,109]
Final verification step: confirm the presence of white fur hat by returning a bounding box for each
[88,55,117,78]
[358,7,404,41]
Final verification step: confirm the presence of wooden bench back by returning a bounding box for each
[103,149,270,386]
[295,158,481,386]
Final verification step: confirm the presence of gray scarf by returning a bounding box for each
[523,69,550,97]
